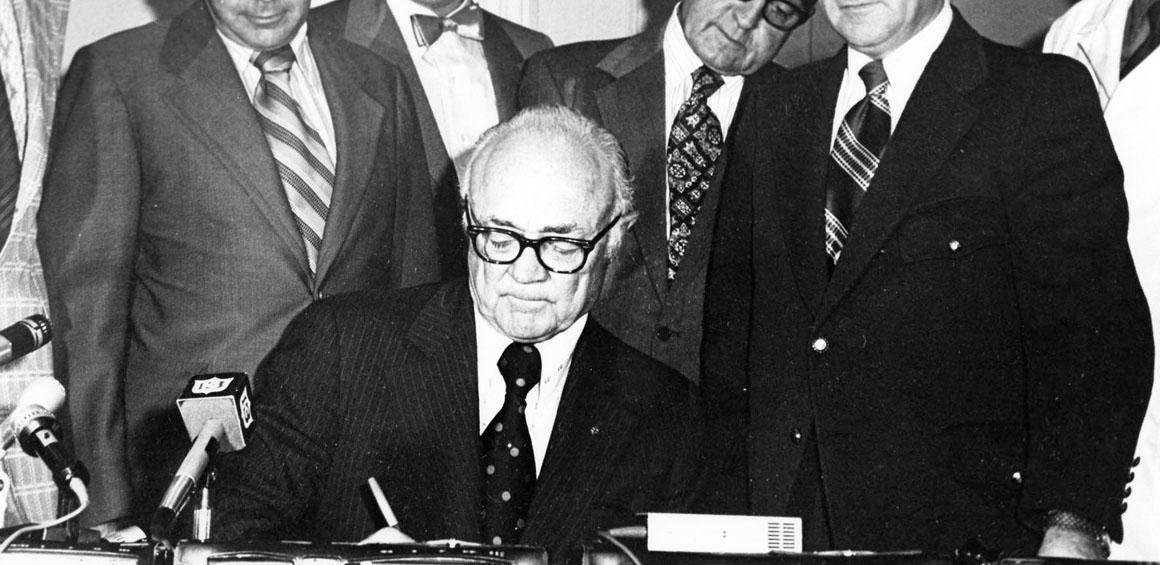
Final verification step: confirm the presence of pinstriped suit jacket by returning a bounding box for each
[214,281,705,560]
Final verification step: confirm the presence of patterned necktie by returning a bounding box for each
[410,1,484,48]
[825,59,890,271]
[667,65,724,282]
[0,70,20,246]
[481,342,541,545]
[252,46,334,274]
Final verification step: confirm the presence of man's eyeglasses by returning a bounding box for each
[466,209,621,274]
[761,0,814,31]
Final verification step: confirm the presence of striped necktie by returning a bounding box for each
[825,59,890,272]
[667,65,724,282]
[252,46,334,274]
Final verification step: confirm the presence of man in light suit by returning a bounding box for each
[39,0,438,526]
[1045,1,1160,559]
[214,106,703,562]
[312,0,552,278]
[705,0,1152,558]
[518,0,814,386]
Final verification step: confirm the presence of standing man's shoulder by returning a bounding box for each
[485,10,554,58]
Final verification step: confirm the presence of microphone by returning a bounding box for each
[0,314,51,366]
[150,373,253,542]
[1,378,67,451]
[11,402,89,489]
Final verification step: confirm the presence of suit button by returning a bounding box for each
[655,325,675,342]
[791,427,803,444]
[948,240,961,252]
[315,290,324,300]
[1011,471,1023,484]
[811,337,828,353]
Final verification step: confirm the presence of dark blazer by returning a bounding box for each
[38,1,438,524]
[703,12,1153,553]
[312,0,552,278]
[214,281,704,561]
[518,25,783,384]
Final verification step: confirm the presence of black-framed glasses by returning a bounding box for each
[465,208,621,274]
[761,0,814,31]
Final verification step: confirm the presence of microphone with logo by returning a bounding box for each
[150,373,253,545]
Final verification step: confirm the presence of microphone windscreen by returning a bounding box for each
[175,373,253,452]
[16,378,65,413]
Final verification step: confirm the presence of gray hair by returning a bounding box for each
[460,105,636,254]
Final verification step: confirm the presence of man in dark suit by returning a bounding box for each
[39,0,438,527]
[214,106,703,561]
[518,0,814,385]
[704,0,1153,558]
[312,0,551,278]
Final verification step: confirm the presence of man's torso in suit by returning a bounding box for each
[38,0,439,523]
[518,28,783,384]
[214,281,705,561]
[704,10,1152,553]
[1045,1,1160,558]
[311,0,552,279]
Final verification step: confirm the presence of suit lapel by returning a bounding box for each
[523,322,638,545]
[405,283,483,540]
[481,14,524,121]
[342,0,450,183]
[820,13,984,320]
[595,31,668,300]
[160,2,309,277]
[309,33,381,284]
[778,54,845,318]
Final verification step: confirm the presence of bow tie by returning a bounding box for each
[410,2,484,48]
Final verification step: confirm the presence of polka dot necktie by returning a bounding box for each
[481,341,541,545]
[666,65,724,282]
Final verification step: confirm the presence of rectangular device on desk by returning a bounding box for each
[647,513,802,554]
[173,541,548,565]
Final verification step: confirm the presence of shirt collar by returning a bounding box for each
[846,0,951,100]
[473,308,588,386]
[217,22,310,79]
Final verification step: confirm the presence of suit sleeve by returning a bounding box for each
[384,65,441,288]
[1009,57,1153,541]
[37,47,138,525]
[214,303,341,540]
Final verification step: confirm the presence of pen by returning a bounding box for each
[367,477,399,528]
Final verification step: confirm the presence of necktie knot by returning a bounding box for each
[252,45,296,74]
[690,66,725,101]
[497,342,541,401]
[410,1,484,48]
[858,60,888,93]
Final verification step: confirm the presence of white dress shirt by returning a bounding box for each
[830,0,952,145]
[475,310,587,476]
[662,2,745,237]
[219,24,337,165]
[389,0,498,180]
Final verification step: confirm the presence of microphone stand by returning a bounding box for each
[191,467,215,541]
